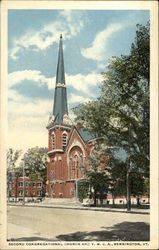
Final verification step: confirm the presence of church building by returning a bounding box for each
[46,35,98,199]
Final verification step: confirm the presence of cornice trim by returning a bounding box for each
[48,149,64,156]
[47,124,72,131]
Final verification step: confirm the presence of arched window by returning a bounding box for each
[80,154,84,178]
[74,155,79,179]
[70,157,72,180]
[51,170,55,182]
[58,157,62,179]
[52,133,55,149]
[62,131,67,150]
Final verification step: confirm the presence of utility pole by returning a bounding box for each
[75,179,78,203]
[127,123,131,211]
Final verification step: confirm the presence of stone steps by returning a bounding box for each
[42,197,77,205]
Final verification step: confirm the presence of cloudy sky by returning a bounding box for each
[8,9,149,150]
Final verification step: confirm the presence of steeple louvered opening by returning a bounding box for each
[62,131,67,150]
[52,132,55,149]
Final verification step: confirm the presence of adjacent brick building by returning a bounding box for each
[8,173,45,202]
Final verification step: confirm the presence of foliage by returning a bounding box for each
[143,177,150,197]
[7,148,22,198]
[23,147,48,183]
[86,144,110,206]
[88,172,109,206]
[74,22,150,202]
[130,172,145,198]
[78,181,89,203]
[7,148,22,169]
[109,159,127,198]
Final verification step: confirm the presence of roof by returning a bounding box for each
[53,35,68,124]
[77,128,97,142]
[55,34,65,85]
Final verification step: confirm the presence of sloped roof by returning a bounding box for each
[56,34,65,86]
[77,128,97,142]
[53,34,68,124]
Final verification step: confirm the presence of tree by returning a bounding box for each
[130,172,145,205]
[78,181,89,203]
[143,177,150,203]
[7,148,22,199]
[7,148,22,169]
[109,159,127,204]
[23,147,48,184]
[74,22,150,210]
[86,143,110,206]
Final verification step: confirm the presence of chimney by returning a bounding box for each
[77,122,82,130]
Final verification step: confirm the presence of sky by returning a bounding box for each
[8,9,149,150]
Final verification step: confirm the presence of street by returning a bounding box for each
[7,206,149,241]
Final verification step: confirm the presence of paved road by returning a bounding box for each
[7,206,149,241]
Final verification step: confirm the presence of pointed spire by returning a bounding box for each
[53,35,68,124]
[56,34,65,86]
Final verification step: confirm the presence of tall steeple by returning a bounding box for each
[53,34,68,124]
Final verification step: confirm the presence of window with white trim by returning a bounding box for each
[11,191,15,196]
[18,190,23,196]
[37,191,42,196]
[25,182,29,187]
[37,182,42,188]
[74,155,79,178]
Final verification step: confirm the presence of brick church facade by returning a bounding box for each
[46,35,99,199]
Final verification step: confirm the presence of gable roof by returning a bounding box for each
[66,126,86,152]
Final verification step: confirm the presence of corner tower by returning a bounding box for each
[46,35,72,198]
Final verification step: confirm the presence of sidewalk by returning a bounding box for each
[7,202,150,215]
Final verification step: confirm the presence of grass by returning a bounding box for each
[90,204,150,209]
